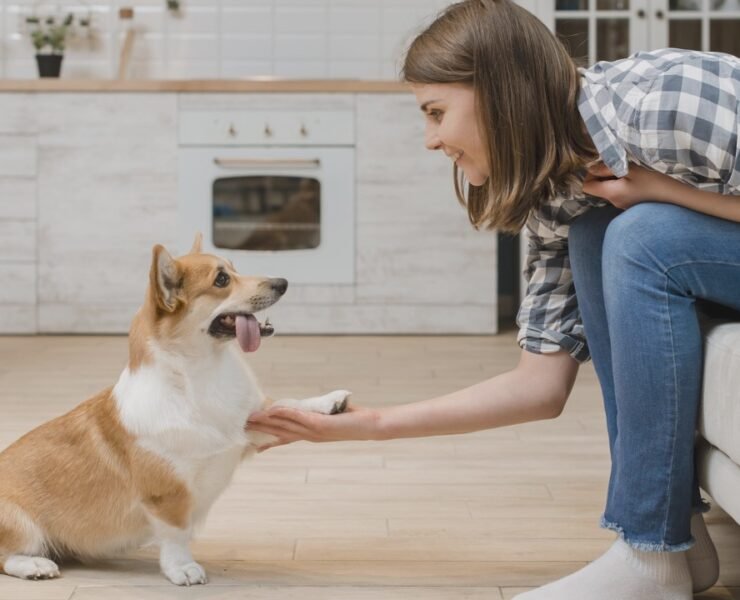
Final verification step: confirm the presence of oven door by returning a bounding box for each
[179,146,354,284]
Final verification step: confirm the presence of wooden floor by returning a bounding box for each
[0,331,738,599]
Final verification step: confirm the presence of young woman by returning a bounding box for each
[247,1,740,598]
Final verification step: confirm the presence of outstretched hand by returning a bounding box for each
[245,403,381,452]
[583,161,679,209]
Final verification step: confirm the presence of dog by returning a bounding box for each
[0,233,350,585]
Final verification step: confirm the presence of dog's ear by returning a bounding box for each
[150,244,183,313]
[190,232,203,254]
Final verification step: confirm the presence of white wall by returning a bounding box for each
[0,0,455,80]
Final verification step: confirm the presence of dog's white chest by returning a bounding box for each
[113,345,263,472]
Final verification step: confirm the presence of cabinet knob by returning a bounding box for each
[264,124,273,137]
[655,9,665,18]
[228,124,237,137]
[300,124,308,137]
[636,8,646,17]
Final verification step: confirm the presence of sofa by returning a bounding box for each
[696,314,740,525]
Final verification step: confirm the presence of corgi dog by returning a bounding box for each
[0,234,350,585]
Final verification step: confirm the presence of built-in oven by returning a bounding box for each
[178,109,355,284]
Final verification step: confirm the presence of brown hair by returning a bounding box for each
[401,0,598,234]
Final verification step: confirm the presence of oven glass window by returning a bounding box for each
[213,176,321,251]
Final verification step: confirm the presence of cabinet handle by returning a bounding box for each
[214,158,321,169]
[264,124,273,137]
[300,124,308,137]
[655,9,665,18]
[228,124,237,137]
[637,8,646,17]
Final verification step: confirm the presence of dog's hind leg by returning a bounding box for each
[0,501,59,580]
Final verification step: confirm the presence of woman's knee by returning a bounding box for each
[602,202,686,274]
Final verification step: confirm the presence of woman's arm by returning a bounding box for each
[584,162,740,222]
[246,349,579,450]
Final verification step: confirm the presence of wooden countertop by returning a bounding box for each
[0,79,411,93]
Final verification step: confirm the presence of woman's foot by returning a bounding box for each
[512,538,692,600]
[687,512,720,592]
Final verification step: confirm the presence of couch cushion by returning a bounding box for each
[699,321,740,465]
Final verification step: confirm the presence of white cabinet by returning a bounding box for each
[34,94,178,333]
[0,95,38,333]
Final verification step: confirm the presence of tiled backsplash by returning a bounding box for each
[0,0,455,79]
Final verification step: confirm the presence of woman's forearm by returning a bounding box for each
[246,350,579,448]
[373,350,579,440]
[658,176,740,222]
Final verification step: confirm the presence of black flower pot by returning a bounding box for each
[35,54,63,78]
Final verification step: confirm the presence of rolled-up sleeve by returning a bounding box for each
[516,202,592,364]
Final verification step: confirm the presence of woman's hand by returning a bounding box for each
[245,403,382,452]
[583,162,679,209]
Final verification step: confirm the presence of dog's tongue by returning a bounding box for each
[235,314,261,353]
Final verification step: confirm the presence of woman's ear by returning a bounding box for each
[150,244,182,312]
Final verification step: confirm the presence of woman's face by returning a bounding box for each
[412,83,489,186]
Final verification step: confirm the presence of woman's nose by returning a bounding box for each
[425,128,442,151]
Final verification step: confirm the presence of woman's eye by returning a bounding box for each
[429,110,443,122]
[214,272,230,288]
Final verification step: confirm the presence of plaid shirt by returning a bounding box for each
[516,48,740,363]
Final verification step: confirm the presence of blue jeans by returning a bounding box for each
[568,202,740,552]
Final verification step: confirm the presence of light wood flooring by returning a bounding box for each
[0,331,738,599]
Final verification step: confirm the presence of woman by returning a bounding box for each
[247,1,740,598]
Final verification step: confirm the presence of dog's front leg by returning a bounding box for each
[272,389,351,415]
[149,518,207,586]
[143,494,207,586]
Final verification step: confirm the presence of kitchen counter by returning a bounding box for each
[0,79,410,93]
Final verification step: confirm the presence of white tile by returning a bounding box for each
[166,5,219,34]
[0,263,36,304]
[220,6,273,35]
[275,6,326,34]
[220,34,272,61]
[381,31,414,60]
[220,60,273,78]
[273,59,327,77]
[0,178,36,220]
[166,59,219,78]
[127,59,167,78]
[166,34,219,60]
[329,34,378,60]
[381,7,427,34]
[0,94,38,135]
[329,6,380,35]
[329,60,380,79]
[274,33,325,59]
[61,60,113,79]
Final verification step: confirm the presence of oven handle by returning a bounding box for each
[213,158,321,169]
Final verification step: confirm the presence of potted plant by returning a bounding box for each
[25,12,90,78]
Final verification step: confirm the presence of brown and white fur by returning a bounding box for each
[0,234,349,585]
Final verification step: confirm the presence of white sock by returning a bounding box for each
[512,538,692,600]
[687,512,720,593]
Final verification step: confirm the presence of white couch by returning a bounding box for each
[696,318,740,524]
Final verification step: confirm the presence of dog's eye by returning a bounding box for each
[214,271,230,288]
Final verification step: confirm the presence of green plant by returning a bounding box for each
[25,12,90,54]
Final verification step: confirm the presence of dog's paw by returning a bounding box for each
[323,389,351,415]
[163,561,208,586]
[3,555,60,580]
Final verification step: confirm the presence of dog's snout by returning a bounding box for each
[270,278,288,296]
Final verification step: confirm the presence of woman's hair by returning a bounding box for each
[401,0,599,234]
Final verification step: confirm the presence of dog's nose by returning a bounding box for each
[270,278,288,296]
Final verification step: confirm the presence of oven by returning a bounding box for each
[178,109,355,284]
